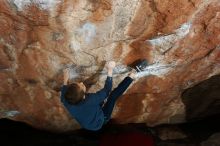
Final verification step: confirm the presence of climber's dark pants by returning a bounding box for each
[102,76,133,123]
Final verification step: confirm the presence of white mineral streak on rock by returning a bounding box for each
[136,22,192,78]
[148,22,191,54]
[70,22,96,51]
[81,23,96,44]
[0,110,20,118]
[135,63,176,78]
[11,0,62,11]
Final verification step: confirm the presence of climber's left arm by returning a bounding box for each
[63,68,69,85]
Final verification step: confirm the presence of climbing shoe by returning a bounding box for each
[134,59,148,72]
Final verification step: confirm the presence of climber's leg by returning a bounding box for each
[102,76,133,123]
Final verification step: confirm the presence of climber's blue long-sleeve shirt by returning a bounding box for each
[60,76,113,131]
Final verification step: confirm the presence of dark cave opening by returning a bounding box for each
[182,75,220,122]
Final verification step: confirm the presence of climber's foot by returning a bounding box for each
[134,59,148,72]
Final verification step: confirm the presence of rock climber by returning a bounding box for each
[60,60,147,131]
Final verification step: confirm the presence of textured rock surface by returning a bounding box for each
[0,0,220,131]
[201,133,220,146]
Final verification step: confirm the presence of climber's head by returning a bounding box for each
[64,82,86,105]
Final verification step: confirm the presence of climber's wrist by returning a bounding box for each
[107,69,113,77]
[63,78,69,85]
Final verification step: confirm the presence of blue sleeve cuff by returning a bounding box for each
[107,76,112,80]
[125,76,133,82]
